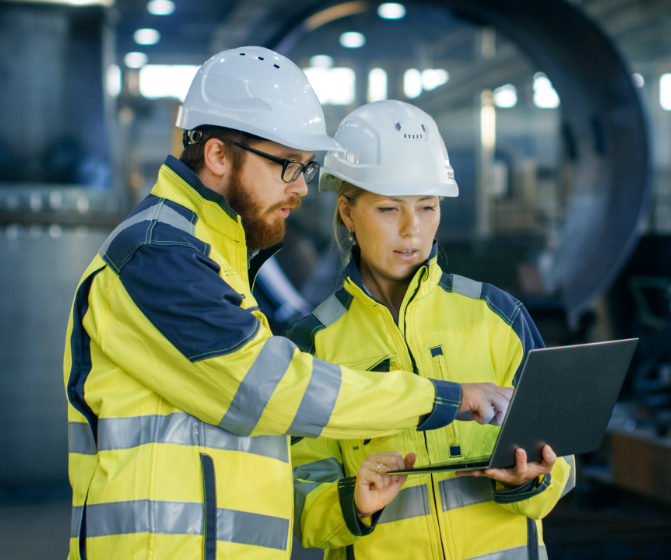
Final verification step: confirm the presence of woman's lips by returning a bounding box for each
[393,249,419,260]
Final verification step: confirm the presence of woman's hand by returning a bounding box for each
[354,451,417,517]
[456,445,556,488]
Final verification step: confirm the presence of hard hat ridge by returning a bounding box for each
[176,46,342,153]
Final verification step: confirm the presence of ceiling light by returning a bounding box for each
[533,73,560,108]
[303,67,356,105]
[340,32,366,49]
[368,68,388,102]
[403,69,421,99]
[106,64,122,97]
[309,55,334,68]
[134,28,160,45]
[421,69,448,91]
[661,74,671,111]
[125,52,148,69]
[493,84,517,108]
[378,3,405,19]
[147,0,174,15]
[139,65,200,102]
[631,73,644,88]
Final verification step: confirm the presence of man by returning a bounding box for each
[64,46,512,560]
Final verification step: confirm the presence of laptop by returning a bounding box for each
[392,339,638,475]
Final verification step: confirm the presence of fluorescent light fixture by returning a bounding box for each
[303,67,356,105]
[309,55,334,68]
[421,69,448,91]
[533,73,560,108]
[147,0,174,15]
[403,69,421,99]
[493,84,517,108]
[340,32,366,48]
[139,65,200,102]
[106,64,122,97]
[378,3,406,19]
[125,52,148,69]
[661,74,671,111]
[134,28,160,45]
[368,68,388,102]
[632,73,644,88]
[14,0,114,5]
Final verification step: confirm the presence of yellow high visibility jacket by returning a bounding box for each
[63,156,463,560]
[287,247,576,560]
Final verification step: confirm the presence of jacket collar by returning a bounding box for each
[342,240,440,299]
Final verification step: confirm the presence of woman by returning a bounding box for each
[287,100,575,560]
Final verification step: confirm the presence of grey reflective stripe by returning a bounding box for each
[93,413,287,462]
[86,500,201,537]
[219,337,296,436]
[68,422,96,455]
[439,476,493,512]
[560,455,576,498]
[71,506,84,539]
[288,357,342,438]
[293,458,344,542]
[465,545,538,560]
[100,201,195,256]
[452,275,483,300]
[312,293,347,327]
[540,545,548,560]
[379,484,430,524]
[217,508,289,551]
[84,500,289,550]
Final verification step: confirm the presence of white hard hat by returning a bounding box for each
[319,100,458,197]
[176,46,342,152]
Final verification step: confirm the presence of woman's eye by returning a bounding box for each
[422,206,436,211]
[378,207,396,213]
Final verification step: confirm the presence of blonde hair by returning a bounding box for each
[333,180,367,267]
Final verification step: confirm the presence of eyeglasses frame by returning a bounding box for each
[233,142,319,184]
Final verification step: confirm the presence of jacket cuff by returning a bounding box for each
[492,474,552,504]
[417,380,462,431]
[337,477,384,536]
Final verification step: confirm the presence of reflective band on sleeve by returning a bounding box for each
[312,293,347,327]
[379,484,430,524]
[100,202,195,258]
[219,337,296,436]
[71,506,84,539]
[217,508,289,551]
[560,456,576,498]
[68,422,96,455]
[90,413,287,462]
[84,500,289,550]
[288,357,342,438]
[463,545,538,560]
[451,275,483,300]
[439,477,493,512]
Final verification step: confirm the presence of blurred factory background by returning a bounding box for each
[1,0,671,558]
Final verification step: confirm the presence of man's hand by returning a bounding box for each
[457,382,514,425]
[354,451,417,517]
[456,445,557,488]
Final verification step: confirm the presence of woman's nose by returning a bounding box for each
[401,212,420,237]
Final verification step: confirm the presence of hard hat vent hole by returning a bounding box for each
[240,53,245,56]
[395,123,401,131]
[404,134,407,138]
[274,64,280,69]
[258,57,264,60]
[421,124,426,132]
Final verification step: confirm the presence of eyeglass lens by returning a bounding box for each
[282,162,319,184]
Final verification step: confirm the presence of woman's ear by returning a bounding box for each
[338,195,355,231]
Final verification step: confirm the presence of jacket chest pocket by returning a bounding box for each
[429,345,462,458]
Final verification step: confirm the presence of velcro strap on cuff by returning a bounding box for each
[417,380,462,431]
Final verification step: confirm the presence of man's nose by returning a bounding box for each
[287,174,309,197]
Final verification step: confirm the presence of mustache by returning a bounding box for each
[268,196,302,213]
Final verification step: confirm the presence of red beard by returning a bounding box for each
[225,172,301,251]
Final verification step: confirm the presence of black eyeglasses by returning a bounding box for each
[234,142,320,184]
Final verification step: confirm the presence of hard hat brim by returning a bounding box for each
[176,107,344,153]
[319,167,459,197]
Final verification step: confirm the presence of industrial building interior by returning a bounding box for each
[1,0,671,558]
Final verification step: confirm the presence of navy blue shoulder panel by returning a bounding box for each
[100,197,207,274]
[67,267,105,445]
[438,273,544,386]
[285,287,353,355]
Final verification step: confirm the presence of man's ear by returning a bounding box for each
[202,139,228,177]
